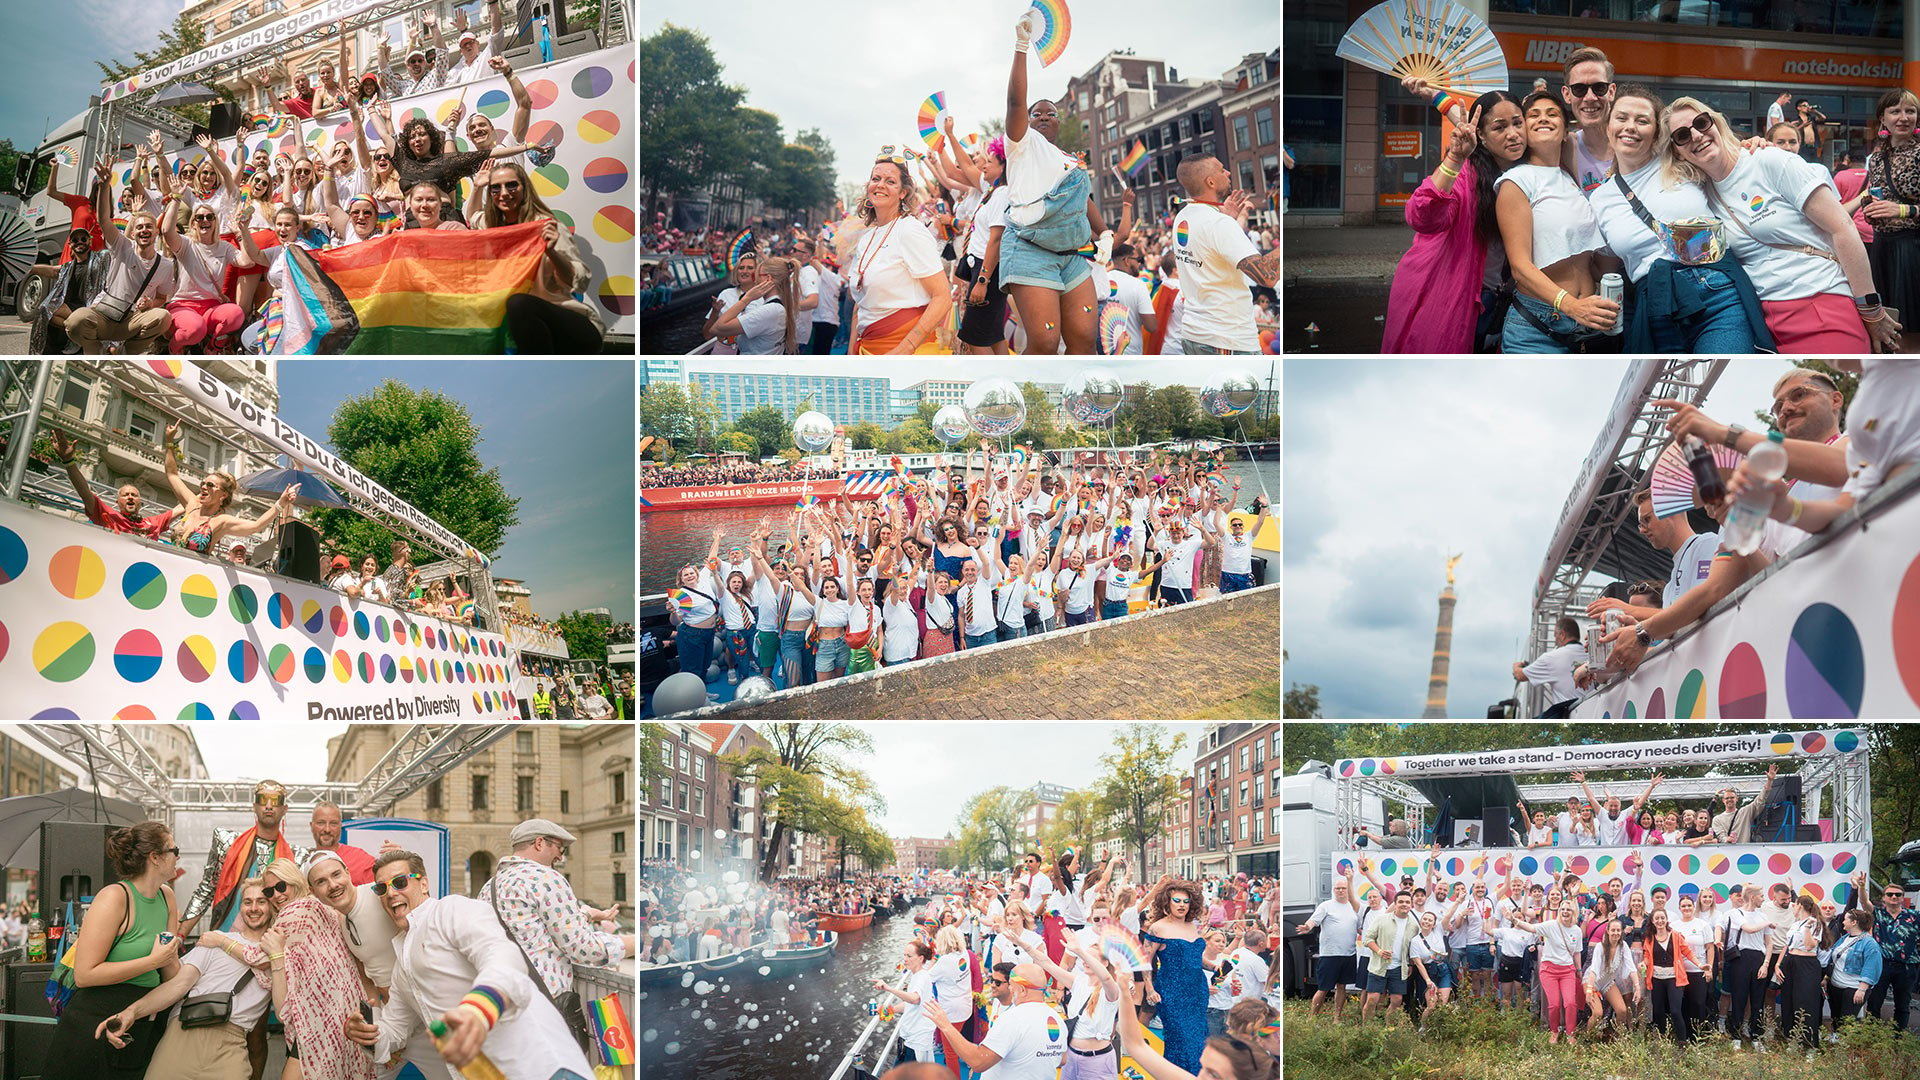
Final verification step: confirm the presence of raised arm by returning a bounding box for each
[1005,12,1035,143]
[195,134,235,196]
[1631,773,1663,815]
[222,485,297,537]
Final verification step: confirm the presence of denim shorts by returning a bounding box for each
[814,636,849,671]
[1463,942,1495,971]
[1502,291,1608,353]
[999,231,1093,292]
[1365,966,1407,996]
[1423,958,1455,990]
[1315,953,1356,991]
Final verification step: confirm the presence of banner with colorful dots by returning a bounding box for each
[0,499,520,720]
[1333,842,1868,910]
[1334,728,1866,780]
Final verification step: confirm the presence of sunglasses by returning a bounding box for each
[1669,113,1717,146]
[261,881,290,898]
[1566,81,1613,99]
[191,214,217,222]
[159,846,181,858]
[372,872,421,896]
[372,154,393,162]
[496,180,523,192]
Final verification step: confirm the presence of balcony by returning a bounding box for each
[96,427,164,480]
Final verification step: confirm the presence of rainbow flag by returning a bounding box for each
[1118,139,1147,177]
[264,247,358,354]
[586,993,635,1066]
[272,221,548,353]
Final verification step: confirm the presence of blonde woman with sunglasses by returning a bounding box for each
[157,422,295,556]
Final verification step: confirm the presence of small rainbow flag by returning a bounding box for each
[796,494,820,510]
[586,993,635,1066]
[1118,139,1147,177]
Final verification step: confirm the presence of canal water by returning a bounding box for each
[640,305,711,355]
[640,457,1278,594]
[639,910,920,1080]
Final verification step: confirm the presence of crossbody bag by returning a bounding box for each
[93,251,170,325]
[487,869,593,1050]
[178,961,259,1028]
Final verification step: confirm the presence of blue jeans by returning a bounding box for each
[676,624,715,677]
[777,628,812,688]
[965,630,998,649]
[1502,292,1606,353]
[1160,586,1193,605]
[1064,608,1094,626]
[1644,265,1758,352]
[996,622,1025,642]
[1221,571,1254,593]
[1101,598,1130,620]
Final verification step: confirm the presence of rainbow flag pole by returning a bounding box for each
[1118,138,1147,177]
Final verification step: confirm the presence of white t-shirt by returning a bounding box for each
[896,967,940,1055]
[1102,267,1152,355]
[850,216,943,333]
[813,265,842,327]
[813,597,851,629]
[1495,164,1608,270]
[995,577,1030,629]
[1586,157,1717,282]
[956,577,998,637]
[1711,147,1846,300]
[1056,564,1098,614]
[1527,824,1554,847]
[736,301,790,354]
[1156,535,1206,590]
[176,941,274,1030]
[1767,100,1788,128]
[1666,530,1721,607]
[1221,530,1254,575]
[170,236,241,303]
[749,576,786,633]
[670,568,719,624]
[1170,202,1259,352]
[1493,924,1535,959]
[968,186,1011,261]
[1002,126,1080,229]
[1532,919,1585,967]
[90,229,177,312]
[1521,642,1589,704]
[928,951,972,1021]
[1674,916,1714,972]
[1843,357,1920,499]
[794,263,821,345]
[1102,566,1135,602]
[1595,807,1631,847]
[979,1000,1067,1080]
[882,596,919,662]
[1064,970,1119,1041]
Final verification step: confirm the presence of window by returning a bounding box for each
[1256,109,1274,145]
[637,819,645,854]
[1255,774,1265,800]
[561,789,571,813]
[1078,90,1090,110]
[1179,117,1192,141]
[613,830,626,854]
[1240,816,1249,841]
[1270,768,1281,793]
[677,781,689,811]
[1239,746,1249,771]
[471,774,490,810]
[692,786,704,817]
[1253,815,1263,842]
[1249,64,1267,87]
[694,756,705,781]
[612,770,628,805]
[127,411,158,443]
[659,742,672,768]
[1239,161,1257,193]
[613,871,627,903]
[59,379,89,416]
[653,819,673,859]
[1238,780,1249,805]
[515,775,533,812]
[658,777,670,804]
[1254,739,1264,766]
[1233,114,1250,151]
[1270,808,1281,835]
[425,779,443,810]
[1162,123,1174,145]
[678,747,689,772]
[516,730,533,753]
[1270,732,1280,757]
[1106,124,1117,144]
[1199,111,1214,134]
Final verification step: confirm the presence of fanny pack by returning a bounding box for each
[1612,171,1725,266]
[93,252,169,324]
[1702,183,1834,263]
[178,963,257,1029]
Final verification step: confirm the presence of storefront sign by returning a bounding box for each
[0,499,519,720]
[1333,842,1869,906]
[1383,131,1422,158]
[1501,32,1901,87]
[1378,192,1411,209]
[1336,728,1864,780]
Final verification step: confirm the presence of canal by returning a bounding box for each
[640,457,1279,594]
[639,908,921,1080]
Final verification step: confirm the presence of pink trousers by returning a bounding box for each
[1760,293,1871,352]
[167,297,246,353]
[1539,959,1581,1035]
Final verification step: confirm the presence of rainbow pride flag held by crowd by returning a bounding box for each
[1118,138,1147,177]
[268,222,548,353]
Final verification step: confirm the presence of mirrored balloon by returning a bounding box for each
[963,378,1026,438]
[1063,368,1123,423]
[931,404,972,447]
[1201,370,1260,418]
[793,411,836,453]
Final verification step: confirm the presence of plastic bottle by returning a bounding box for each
[25,915,45,962]
[45,907,63,956]
[1683,435,1727,505]
[427,1018,508,1080]
[1720,430,1788,555]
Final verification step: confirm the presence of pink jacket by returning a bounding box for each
[1382,161,1493,354]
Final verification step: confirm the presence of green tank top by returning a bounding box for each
[103,881,170,988]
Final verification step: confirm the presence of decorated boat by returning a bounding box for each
[812,907,876,933]
[638,474,908,512]
[637,940,759,990]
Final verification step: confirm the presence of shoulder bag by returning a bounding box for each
[487,866,594,1051]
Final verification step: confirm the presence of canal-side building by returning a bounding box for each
[890,836,955,875]
[1191,723,1280,879]
[687,370,897,426]
[1020,782,1073,844]
[1160,775,1195,880]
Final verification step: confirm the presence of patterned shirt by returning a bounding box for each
[1874,904,1920,965]
[475,856,626,997]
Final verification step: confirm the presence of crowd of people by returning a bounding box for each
[639,460,840,489]
[1299,778,1918,1054]
[41,784,627,1079]
[1384,46,1916,354]
[1510,361,1920,715]
[678,9,1277,355]
[660,446,1268,688]
[34,12,603,356]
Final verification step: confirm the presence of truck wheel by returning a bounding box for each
[15,271,45,322]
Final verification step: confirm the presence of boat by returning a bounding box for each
[637,940,760,991]
[638,476,865,512]
[813,908,876,933]
[743,932,838,976]
[870,900,894,921]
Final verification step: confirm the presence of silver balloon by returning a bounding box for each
[793,411,835,453]
[963,378,1027,438]
[652,671,709,715]
[1201,371,1261,418]
[734,675,775,702]
[931,404,971,447]
[1063,368,1123,424]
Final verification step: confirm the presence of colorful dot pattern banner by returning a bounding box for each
[1334,842,1869,910]
[0,500,518,720]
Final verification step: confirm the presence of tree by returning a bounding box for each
[844,421,888,451]
[794,128,836,177]
[1093,726,1187,877]
[305,380,519,565]
[1115,381,1161,443]
[915,400,942,427]
[1284,682,1323,719]
[96,15,225,128]
[884,419,941,454]
[766,143,835,224]
[1010,381,1059,449]
[1040,789,1111,865]
[639,382,718,446]
[730,107,785,205]
[732,404,791,460]
[553,611,608,666]
[640,25,747,219]
[1055,111,1089,157]
[720,724,881,882]
[715,431,758,457]
[0,139,49,200]
[953,786,1029,871]
[1279,721,1343,774]
[639,723,671,791]
[1158,386,1203,440]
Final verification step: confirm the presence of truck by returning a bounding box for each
[1278,762,1383,997]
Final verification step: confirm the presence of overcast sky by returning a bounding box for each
[642,0,1278,191]
[5,722,346,786]
[830,722,1213,837]
[1284,359,1792,720]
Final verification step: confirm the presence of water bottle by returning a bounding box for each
[1683,435,1727,506]
[25,915,44,962]
[1599,272,1624,335]
[1720,430,1788,555]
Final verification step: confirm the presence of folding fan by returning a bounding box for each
[1336,0,1509,99]
[1648,438,1743,520]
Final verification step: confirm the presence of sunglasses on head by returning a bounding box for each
[1669,113,1717,146]
[1566,81,1613,99]
[372,872,421,896]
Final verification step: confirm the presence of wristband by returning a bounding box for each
[267,952,285,962]
[1437,161,1460,180]
[1432,91,1452,114]
[1552,288,1569,314]
[460,986,505,1028]
[1786,497,1805,527]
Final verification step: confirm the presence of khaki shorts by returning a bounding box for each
[145,1017,250,1080]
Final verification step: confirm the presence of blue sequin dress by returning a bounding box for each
[1143,929,1207,1072]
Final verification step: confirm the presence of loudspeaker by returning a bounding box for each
[271,520,322,585]
[1794,823,1823,843]
[39,821,115,908]
[1752,774,1803,835]
[208,102,243,140]
[1481,806,1513,848]
[3,962,56,1080]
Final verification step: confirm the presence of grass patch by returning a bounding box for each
[1181,680,1280,720]
[1281,997,1920,1080]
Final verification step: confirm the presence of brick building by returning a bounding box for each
[890,836,955,875]
[1063,52,1182,233]
[1191,723,1280,879]
[1019,782,1072,843]
[1161,775,1195,880]
[1219,50,1281,230]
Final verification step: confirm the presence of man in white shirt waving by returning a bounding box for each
[1169,156,1278,354]
[920,961,1066,1078]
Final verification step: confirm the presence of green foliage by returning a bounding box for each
[639,382,719,449]
[885,419,941,454]
[95,15,227,129]
[1039,789,1111,865]
[1009,381,1058,449]
[729,404,791,460]
[720,724,883,882]
[553,610,608,666]
[305,380,518,564]
[843,421,888,451]
[0,139,50,199]
[640,25,747,211]
[639,724,670,790]
[952,786,1030,871]
[1284,681,1324,719]
[715,431,758,457]
[1093,725,1187,877]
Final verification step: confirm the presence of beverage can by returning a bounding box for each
[1599,273,1624,335]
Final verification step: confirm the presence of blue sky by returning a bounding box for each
[276,360,635,621]
[0,1,180,150]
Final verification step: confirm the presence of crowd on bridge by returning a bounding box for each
[639,460,841,489]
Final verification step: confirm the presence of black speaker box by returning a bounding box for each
[1794,823,1823,842]
[271,520,323,584]
[1481,806,1513,848]
[3,962,55,1080]
[39,821,115,908]
[208,102,243,140]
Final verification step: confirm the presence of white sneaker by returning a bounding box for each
[727,670,739,685]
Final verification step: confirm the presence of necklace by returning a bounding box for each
[856,217,900,291]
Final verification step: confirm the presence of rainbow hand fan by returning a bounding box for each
[918,92,947,151]
[1026,0,1071,67]
[1098,299,1131,355]
[1100,924,1152,972]
[1648,438,1743,520]
[726,229,753,272]
[1336,0,1509,99]
[51,146,77,169]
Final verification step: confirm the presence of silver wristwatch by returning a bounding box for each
[1722,423,1746,449]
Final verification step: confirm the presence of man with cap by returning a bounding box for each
[1219,495,1269,593]
[180,780,312,936]
[377,34,445,97]
[432,3,505,85]
[476,819,630,1001]
[226,540,250,566]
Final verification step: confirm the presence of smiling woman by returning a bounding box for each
[1492,91,1621,354]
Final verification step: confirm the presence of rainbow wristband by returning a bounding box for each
[460,986,505,1029]
[1432,91,1453,114]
